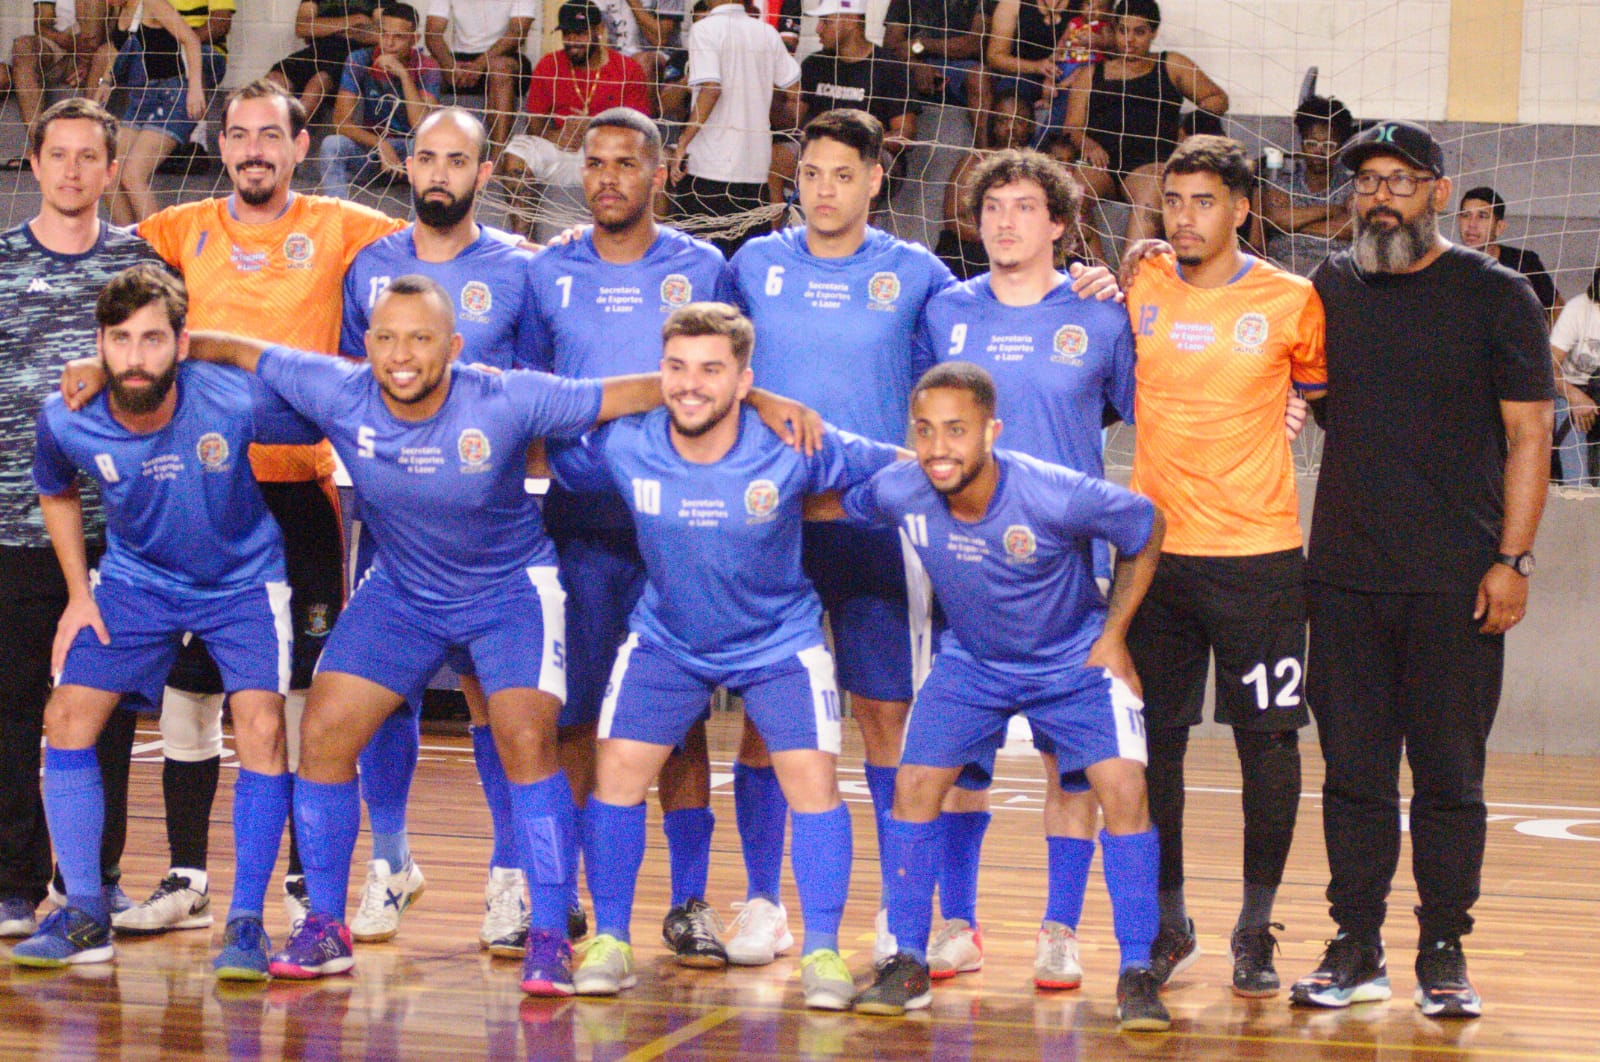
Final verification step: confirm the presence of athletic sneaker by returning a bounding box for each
[480,867,529,959]
[113,871,213,935]
[268,912,356,979]
[725,898,793,966]
[214,916,272,982]
[662,898,727,969]
[1116,966,1172,1031]
[1289,934,1391,1008]
[852,952,932,1016]
[573,934,637,996]
[283,876,310,930]
[0,896,38,938]
[10,907,114,967]
[1414,940,1482,1018]
[48,880,132,916]
[1231,922,1284,998]
[871,907,897,967]
[1033,920,1083,990]
[928,918,984,980]
[800,948,854,1010]
[1148,917,1200,985]
[521,928,576,996]
[567,903,588,943]
[350,859,426,943]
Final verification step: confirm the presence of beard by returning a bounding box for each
[107,360,179,415]
[668,392,738,438]
[592,194,651,234]
[925,455,986,497]
[1352,204,1438,274]
[232,161,280,206]
[414,183,475,229]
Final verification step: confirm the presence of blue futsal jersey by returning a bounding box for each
[549,407,899,671]
[842,450,1155,672]
[729,226,956,445]
[256,346,602,603]
[340,224,542,369]
[32,362,318,595]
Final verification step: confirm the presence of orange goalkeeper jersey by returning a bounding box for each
[139,194,405,482]
[1127,254,1327,556]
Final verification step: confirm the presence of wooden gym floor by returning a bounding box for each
[1,713,1597,1060]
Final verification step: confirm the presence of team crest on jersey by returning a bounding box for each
[744,479,779,522]
[1003,524,1037,563]
[304,603,331,637]
[457,428,492,470]
[867,271,901,310]
[1233,312,1268,352]
[461,281,492,321]
[660,274,692,309]
[283,233,314,268]
[196,432,230,471]
[1051,324,1089,366]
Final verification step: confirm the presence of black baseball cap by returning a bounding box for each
[557,1,603,34]
[1340,119,1445,177]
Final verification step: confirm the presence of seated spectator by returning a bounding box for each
[1062,0,1227,246]
[3,1,107,169]
[937,93,1036,278]
[768,0,917,208]
[986,0,1110,134]
[1549,265,1600,485]
[590,0,687,114]
[885,0,989,146]
[499,1,649,232]
[424,0,534,152]
[267,1,382,125]
[319,3,440,200]
[1457,184,1562,317]
[1259,93,1352,275]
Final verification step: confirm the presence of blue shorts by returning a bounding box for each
[600,635,842,754]
[59,577,291,707]
[802,522,933,702]
[904,649,1147,789]
[316,565,566,704]
[554,528,647,729]
[120,46,225,145]
[346,513,474,693]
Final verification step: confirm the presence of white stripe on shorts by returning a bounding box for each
[798,645,843,755]
[525,565,568,703]
[898,527,936,694]
[267,580,294,696]
[597,632,640,741]
[1105,668,1149,766]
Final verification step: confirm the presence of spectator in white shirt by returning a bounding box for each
[424,0,534,151]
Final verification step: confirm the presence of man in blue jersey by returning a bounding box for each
[548,302,899,1010]
[169,276,816,995]
[17,266,316,980]
[527,107,735,968]
[835,362,1171,1032]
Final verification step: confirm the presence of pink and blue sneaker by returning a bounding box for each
[268,911,355,980]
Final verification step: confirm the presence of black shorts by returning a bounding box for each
[1127,548,1309,732]
[271,39,357,93]
[446,51,533,103]
[167,477,346,694]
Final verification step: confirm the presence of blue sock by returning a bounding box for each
[733,762,786,903]
[790,805,851,955]
[581,797,646,943]
[567,798,583,911]
[1045,836,1095,928]
[294,776,361,921]
[470,725,521,870]
[228,769,290,921]
[359,709,417,870]
[1101,828,1160,972]
[863,764,897,901]
[510,773,577,935]
[936,810,990,924]
[43,746,107,921]
[882,816,939,962]
[662,807,714,907]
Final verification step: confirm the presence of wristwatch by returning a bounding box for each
[1495,551,1535,576]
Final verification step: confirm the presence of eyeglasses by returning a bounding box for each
[1352,172,1435,197]
[1300,139,1340,152]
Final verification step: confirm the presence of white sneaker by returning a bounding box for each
[1034,920,1083,990]
[480,867,530,958]
[350,859,426,943]
[872,907,898,967]
[283,874,310,931]
[113,870,212,935]
[928,917,984,979]
[725,898,794,966]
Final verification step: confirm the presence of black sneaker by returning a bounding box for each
[1116,967,1171,1031]
[852,952,932,1016]
[661,898,728,969]
[1289,934,1391,1008]
[566,903,589,943]
[1230,922,1284,998]
[1414,940,1482,1018]
[1148,917,1200,986]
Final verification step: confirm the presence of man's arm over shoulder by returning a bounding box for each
[806,427,905,495]
[246,373,327,446]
